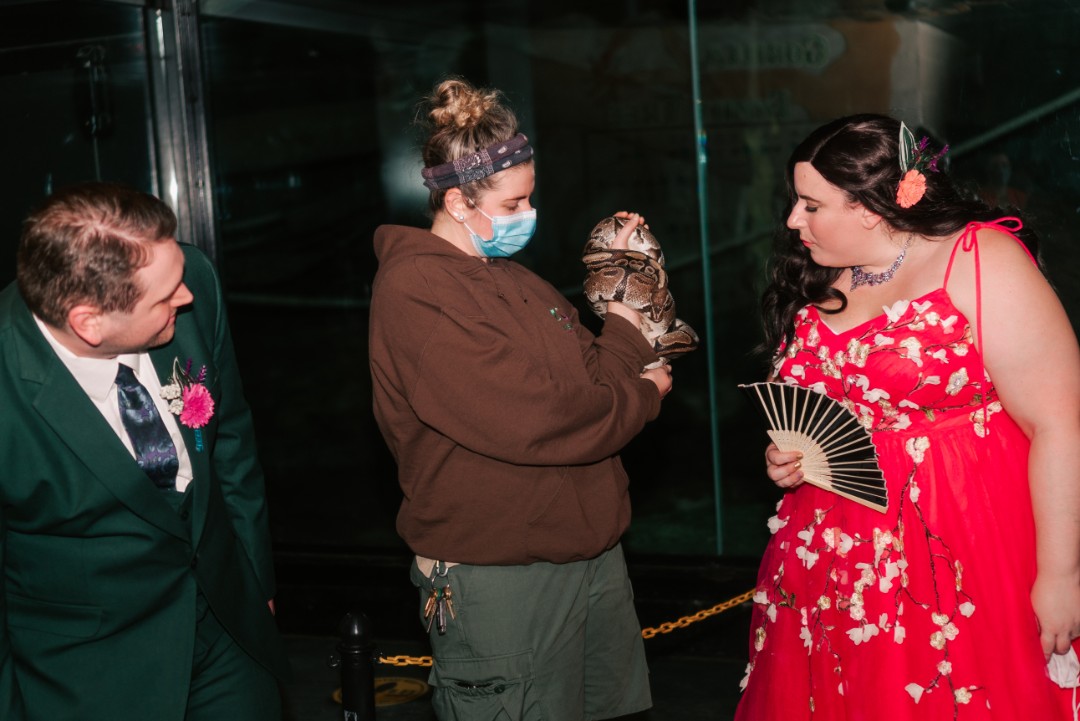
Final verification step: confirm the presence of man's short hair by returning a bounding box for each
[17,182,178,327]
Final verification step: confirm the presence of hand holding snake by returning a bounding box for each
[582,212,699,371]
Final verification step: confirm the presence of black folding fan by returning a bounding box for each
[739,382,888,513]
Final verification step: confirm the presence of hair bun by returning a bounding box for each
[418,77,523,207]
[429,78,499,130]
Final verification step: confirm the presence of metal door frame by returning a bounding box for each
[143,0,218,259]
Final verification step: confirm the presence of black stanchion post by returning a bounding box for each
[330,610,377,721]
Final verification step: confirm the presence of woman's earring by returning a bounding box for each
[457,214,464,220]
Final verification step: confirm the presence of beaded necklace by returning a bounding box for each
[849,242,909,291]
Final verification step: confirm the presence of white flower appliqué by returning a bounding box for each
[767,514,789,534]
[905,436,930,464]
[846,623,880,645]
[884,300,911,324]
[899,337,923,367]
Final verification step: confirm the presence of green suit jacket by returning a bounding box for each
[0,245,289,721]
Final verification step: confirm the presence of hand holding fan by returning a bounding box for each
[739,382,888,513]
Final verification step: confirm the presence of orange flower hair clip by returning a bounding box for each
[895,121,948,209]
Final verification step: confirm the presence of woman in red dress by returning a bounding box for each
[737,114,1080,720]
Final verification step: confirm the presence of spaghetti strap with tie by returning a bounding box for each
[943,217,1035,355]
[941,217,1037,440]
[943,217,1034,288]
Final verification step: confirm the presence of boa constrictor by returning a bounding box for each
[582,215,699,368]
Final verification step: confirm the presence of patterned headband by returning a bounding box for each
[421,133,534,190]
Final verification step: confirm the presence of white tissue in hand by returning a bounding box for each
[1048,647,1080,688]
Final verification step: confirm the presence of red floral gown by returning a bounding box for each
[736,220,1080,720]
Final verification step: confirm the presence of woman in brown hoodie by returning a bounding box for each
[368,77,671,721]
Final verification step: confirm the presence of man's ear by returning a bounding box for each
[67,304,105,347]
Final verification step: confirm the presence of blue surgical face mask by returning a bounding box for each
[465,206,537,258]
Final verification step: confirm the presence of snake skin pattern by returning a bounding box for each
[582,215,699,368]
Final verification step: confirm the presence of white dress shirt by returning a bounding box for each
[34,316,194,492]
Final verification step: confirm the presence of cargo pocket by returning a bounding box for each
[430,649,544,721]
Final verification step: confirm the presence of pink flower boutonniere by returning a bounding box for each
[161,358,215,451]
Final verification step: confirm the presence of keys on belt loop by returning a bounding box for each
[423,560,456,635]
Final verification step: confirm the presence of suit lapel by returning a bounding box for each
[150,310,213,547]
[10,285,220,547]
[15,318,191,541]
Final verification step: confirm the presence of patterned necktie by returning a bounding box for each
[116,363,179,490]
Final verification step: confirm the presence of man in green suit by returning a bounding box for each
[0,183,289,720]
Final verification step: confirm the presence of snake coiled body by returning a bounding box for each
[582,216,699,368]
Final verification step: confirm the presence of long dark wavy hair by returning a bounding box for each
[760,113,1037,358]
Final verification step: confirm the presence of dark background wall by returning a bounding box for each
[2,0,1078,569]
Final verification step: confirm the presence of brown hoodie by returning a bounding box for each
[369,225,661,565]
